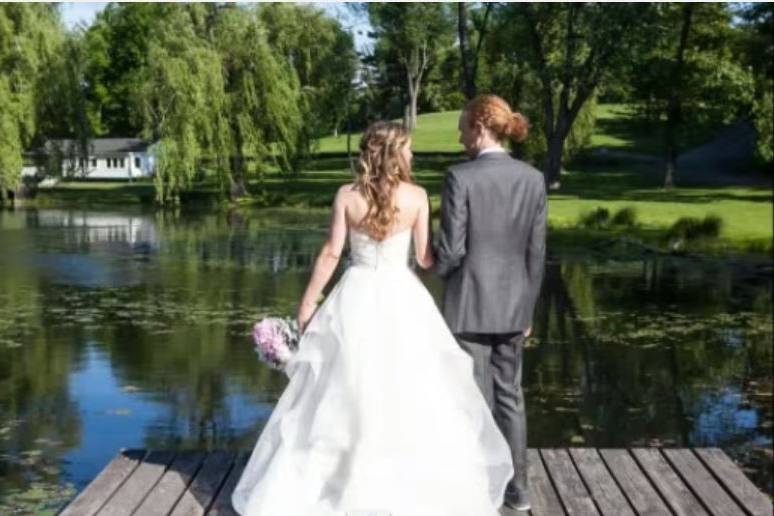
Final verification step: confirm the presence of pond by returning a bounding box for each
[0,207,771,513]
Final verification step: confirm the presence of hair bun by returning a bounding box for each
[508,112,529,142]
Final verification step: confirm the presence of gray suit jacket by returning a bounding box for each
[435,152,547,334]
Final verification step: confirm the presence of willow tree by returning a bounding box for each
[139,5,226,204]
[0,4,62,202]
[139,4,306,203]
[215,5,304,199]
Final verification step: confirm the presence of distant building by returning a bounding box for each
[23,138,156,180]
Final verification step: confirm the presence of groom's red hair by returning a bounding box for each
[464,94,529,143]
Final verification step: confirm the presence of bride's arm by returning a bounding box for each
[413,188,434,269]
[297,187,348,331]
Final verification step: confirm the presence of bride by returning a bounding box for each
[232,121,513,516]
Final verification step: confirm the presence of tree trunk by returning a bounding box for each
[229,121,248,201]
[346,90,354,173]
[403,43,427,131]
[409,92,418,131]
[544,134,565,190]
[663,4,694,188]
[458,3,475,99]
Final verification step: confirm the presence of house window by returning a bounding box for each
[135,157,141,168]
[91,158,97,167]
[120,158,125,168]
[106,159,111,168]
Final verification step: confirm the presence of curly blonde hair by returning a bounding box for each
[354,121,413,241]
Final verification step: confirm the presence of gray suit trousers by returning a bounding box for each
[456,332,528,504]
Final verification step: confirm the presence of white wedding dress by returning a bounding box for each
[232,228,513,516]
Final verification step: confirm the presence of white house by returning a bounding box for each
[23,138,156,180]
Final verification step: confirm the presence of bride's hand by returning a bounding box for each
[297,301,316,333]
[524,326,532,338]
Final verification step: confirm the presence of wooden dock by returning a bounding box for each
[60,448,772,516]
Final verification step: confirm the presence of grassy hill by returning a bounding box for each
[315,111,464,153]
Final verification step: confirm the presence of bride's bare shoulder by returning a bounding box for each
[397,182,428,203]
[335,183,361,203]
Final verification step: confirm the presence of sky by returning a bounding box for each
[58,2,371,52]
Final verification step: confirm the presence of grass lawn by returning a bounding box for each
[31,180,156,205]
[247,156,772,253]
[315,111,464,153]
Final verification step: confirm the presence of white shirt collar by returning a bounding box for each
[476,145,507,158]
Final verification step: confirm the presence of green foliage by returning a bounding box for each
[366,3,455,128]
[258,4,357,142]
[630,4,756,150]
[136,4,312,203]
[481,3,651,182]
[610,207,638,227]
[668,215,723,241]
[140,6,226,204]
[751,89,773,164]
[579,208,611,229]
[215,5,305,190]
[0,4,63,200]
[736,4,774,164]
[81,3,172,136]
[579,206,638,230]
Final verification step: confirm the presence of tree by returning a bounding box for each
[214,5,304,198]
[258,3,357,144]
[138,4,308,203]
[81,3,172,136]
[37,32,93,178]
[139,5,226,204]
[0,4,63,201]
[457,2,493,100]
[497,3,654,188]
[631,3,756,186]
[367,3,454,130]
[737,3,774,164]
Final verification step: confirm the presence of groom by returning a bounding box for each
[434,94,547,513]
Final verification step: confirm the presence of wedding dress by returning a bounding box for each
[232,228,513,516]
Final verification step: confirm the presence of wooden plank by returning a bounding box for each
[97,450,176,516]
[207,453,248,516]
[569,448,635,516]
[663,448,746,516]
[525,448,565,516]
[133,451,206,516]
[541,448,599,515]
[693,448,773,516]
[170,451,235,516]
[631,448,709,516]
[598,449,671,516]
[60,449,146,516]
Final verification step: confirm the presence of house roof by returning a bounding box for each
[41,138,153,156]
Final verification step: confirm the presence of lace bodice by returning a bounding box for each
[348,228,411,269]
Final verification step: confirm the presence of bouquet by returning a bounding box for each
[252,317,300,370]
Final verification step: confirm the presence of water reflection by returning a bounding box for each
[0,207,771,512]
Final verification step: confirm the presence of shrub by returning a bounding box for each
[611,207,637,227]
[668,215,723,240]
[579,207,610,229]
